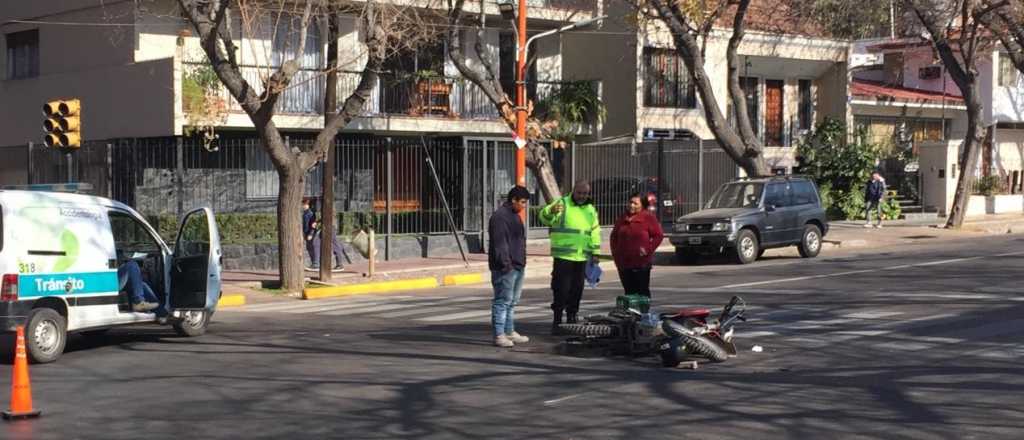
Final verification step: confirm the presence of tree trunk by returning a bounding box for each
[320,13,339,281]
[944,63,986,228]
[526,142,561,202]
[278,165,306,291]
[649,0,771,178]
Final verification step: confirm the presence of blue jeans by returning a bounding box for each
[118,260,166,317]
[491,269,524,337]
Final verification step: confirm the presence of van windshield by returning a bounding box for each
[706,183,764,209]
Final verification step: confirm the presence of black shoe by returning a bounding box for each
[551,312,564,336]
[551,322,564,336]
[566,313,578,324]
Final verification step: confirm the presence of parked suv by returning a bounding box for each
[670,176,828,264]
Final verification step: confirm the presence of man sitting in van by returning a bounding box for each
[118,260,162,314]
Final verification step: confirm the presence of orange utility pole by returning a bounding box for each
[515,0,528,222]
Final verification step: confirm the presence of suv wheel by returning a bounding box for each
[675,248,698,265]
[798,224,822,258]
[733,229,759,265]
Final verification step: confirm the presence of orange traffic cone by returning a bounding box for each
[3,326,41,420]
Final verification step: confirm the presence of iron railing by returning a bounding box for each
[6,135,737,240]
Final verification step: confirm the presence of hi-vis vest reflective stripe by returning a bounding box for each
[544,197,600,262]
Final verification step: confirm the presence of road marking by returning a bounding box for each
[376,297,491,318]
[543,394,582,406]
[742,331,779,338]
[715,252,1024,290]
[842,311,904,319]
[417,306,544,322]
[320,303,427,316]
[281,300,391,314]
[236,296,405,312]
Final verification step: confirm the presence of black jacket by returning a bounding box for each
[488,203,526,272]
[865,179,886,202]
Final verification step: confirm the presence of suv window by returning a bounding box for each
[764,183,791,208]
[707,183,764,209]
[792,181,817,206]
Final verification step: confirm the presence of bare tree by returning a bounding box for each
[444,0,567,202]
[902,0,995,228]
[618,0,778,177]
[177,0,421,290]
[975,0,1024,73]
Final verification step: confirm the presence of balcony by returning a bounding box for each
[181,61,595,128]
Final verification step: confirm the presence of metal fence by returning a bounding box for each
[6,135,737,241]
[574,139,738,225]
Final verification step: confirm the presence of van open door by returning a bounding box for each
[169,208,222,311]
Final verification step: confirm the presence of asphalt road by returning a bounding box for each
[3,234,1024,439]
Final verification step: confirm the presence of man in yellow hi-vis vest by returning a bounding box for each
[538,180,601,335]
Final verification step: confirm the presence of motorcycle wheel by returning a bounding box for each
[682,334,729,362]
[558,323,617,337]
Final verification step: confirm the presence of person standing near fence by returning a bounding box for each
[302,198,318,269]
[489,186,530,348]
[539,180,601,335]
[610,193,664,298]
[864,171,887,229]
[312,199,345,271]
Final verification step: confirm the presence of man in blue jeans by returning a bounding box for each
[489,186,530,348]
[118,260,165,316]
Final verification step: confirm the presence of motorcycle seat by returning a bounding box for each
[661,308,711,320]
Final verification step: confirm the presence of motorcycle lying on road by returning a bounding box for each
[558,296,747,367]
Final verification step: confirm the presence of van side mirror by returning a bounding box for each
[765,204,776,212]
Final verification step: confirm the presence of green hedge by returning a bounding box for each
[149,213,278,245]
[149,209,488,245]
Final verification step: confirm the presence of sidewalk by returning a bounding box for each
[221,213,1024,303]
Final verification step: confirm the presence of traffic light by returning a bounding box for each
[42,98,81,148]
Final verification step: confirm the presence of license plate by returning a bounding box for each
[663,200,674,207]
[688,237,702,245]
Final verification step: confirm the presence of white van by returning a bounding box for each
[0,189,222,363]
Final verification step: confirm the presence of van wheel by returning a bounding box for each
[26,308,67,364]
[798,224,822,258]
[733,229,759,265]
[173,310,210,337]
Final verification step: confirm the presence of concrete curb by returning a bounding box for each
[217,294,246,308]
[442,272,488,286]
[302,277,439,299]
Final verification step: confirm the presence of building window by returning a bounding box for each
[642,47,696,108]
[739,76,759,135]
[999,54,1019,87]
[798,79,813,130]
[5,29,39,80]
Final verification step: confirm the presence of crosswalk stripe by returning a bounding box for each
[417,306,545,322]
[375,297,492,318]
[320,303,427,316]
[281,300,391,314]
[236,296,397,312]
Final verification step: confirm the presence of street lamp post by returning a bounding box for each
[498,0,605,220]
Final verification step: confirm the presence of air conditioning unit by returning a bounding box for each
[919,65,942,80]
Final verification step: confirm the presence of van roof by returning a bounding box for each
[0,189,133,212]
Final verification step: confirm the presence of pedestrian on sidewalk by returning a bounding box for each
[302,198,318,269]
[538,180,601,335]
[489,186,530,348]
[610,193,664,298]
[864,171,887,228]
[311,213,345,271]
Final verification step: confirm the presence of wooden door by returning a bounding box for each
[765,80,784,146]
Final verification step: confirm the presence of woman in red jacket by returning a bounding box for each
[610,192,665,297]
